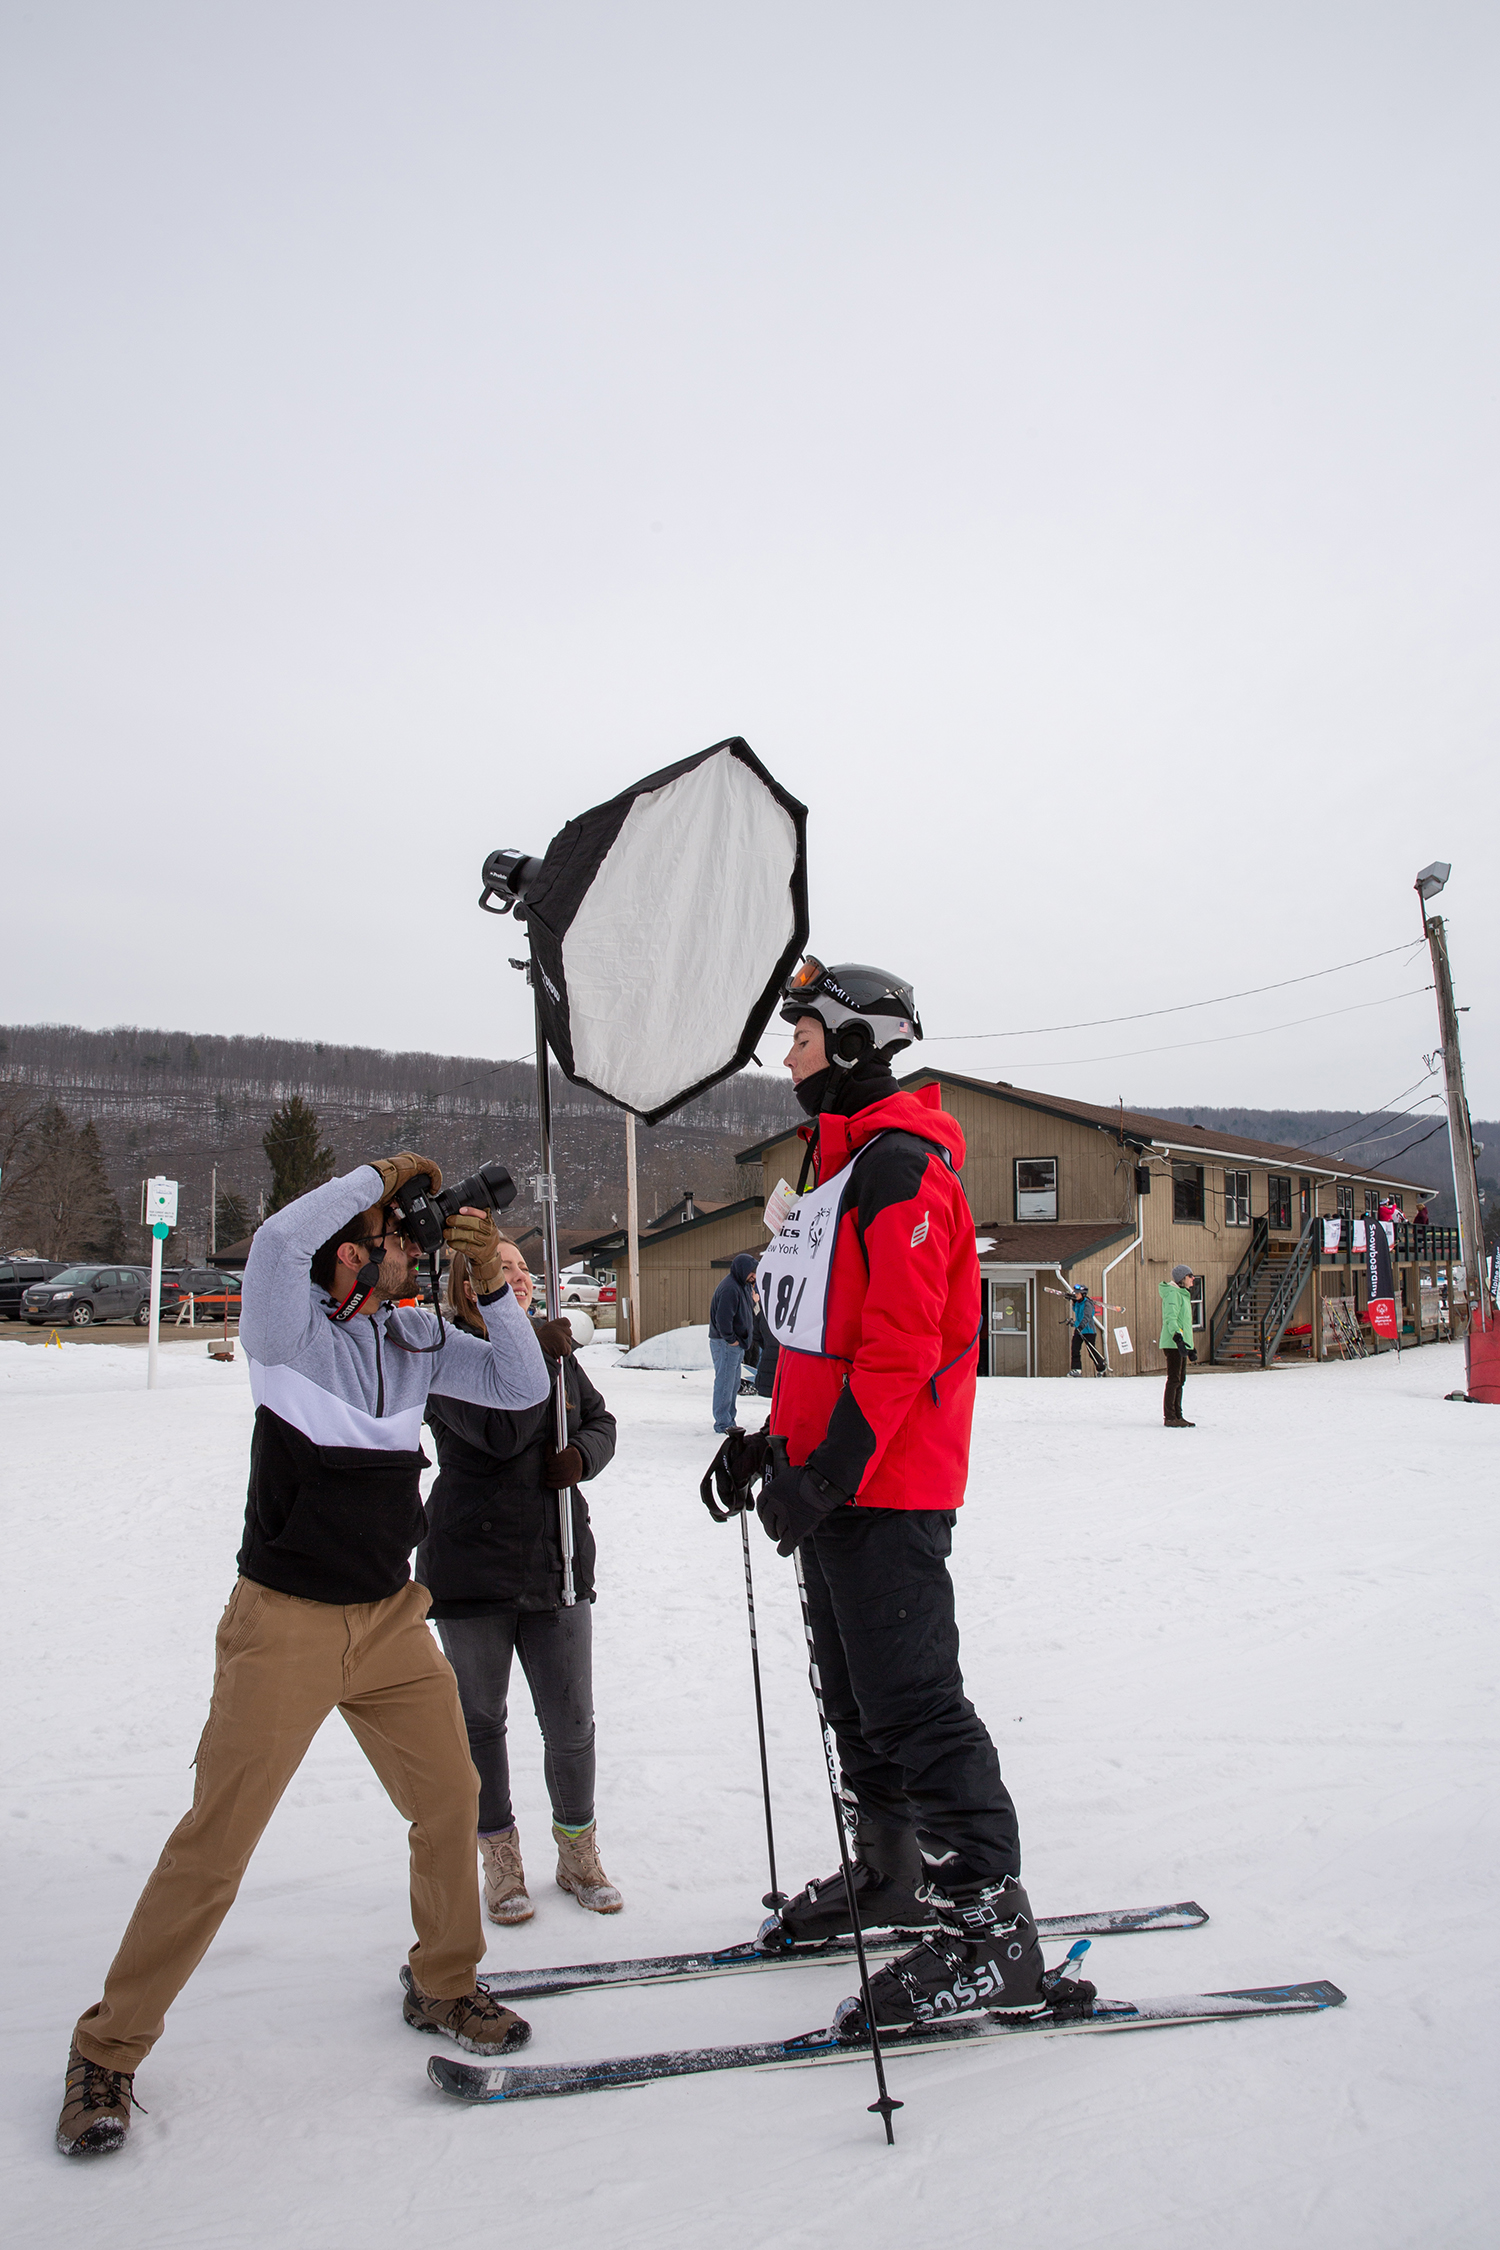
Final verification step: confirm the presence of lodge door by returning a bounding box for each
[987,1276,1032,1377]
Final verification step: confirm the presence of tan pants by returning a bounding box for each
[74,1578,483,2073]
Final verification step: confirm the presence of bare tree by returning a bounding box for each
[16,1107,125,1259]
[0,1081,43,1245]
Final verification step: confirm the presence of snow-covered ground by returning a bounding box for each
[4,1334,1496,2246]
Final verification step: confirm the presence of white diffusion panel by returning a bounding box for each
[561,748,798,1116]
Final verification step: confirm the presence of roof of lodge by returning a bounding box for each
[570,1197,763,1263]
[974,1222,1136,1270]
[736,1071,1438,1194]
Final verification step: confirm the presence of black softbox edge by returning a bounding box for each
[522,737,809,1126]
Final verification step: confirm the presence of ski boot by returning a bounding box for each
[757,1816,937,1952]
[832,1874,1096,2035]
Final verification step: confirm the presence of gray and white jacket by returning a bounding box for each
[237,1166,549,1604]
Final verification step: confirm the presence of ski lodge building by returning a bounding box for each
[578,1072,1457,1378]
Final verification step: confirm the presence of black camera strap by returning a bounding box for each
[327,1260,383,1325]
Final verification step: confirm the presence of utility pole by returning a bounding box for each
[210,1163,217,1260]
[1415,863,1490,1335]
[624,1112,641,1350]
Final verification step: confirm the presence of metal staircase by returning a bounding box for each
[1210,1216,1317,1368]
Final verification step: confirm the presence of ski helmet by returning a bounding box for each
[779,956,923,1067]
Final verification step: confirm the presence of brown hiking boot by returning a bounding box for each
[56,2041,140,2157]
[399,1966,531,2055]
[554,1822,623,1913]
[479,1826,533,1924]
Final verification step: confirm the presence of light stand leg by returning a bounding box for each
[532,996,578,1607]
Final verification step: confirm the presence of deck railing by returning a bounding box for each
[1312,1221,1462,1264]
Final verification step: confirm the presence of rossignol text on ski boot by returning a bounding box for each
[832,1874,1096,2036]
[758,1815,938,1952]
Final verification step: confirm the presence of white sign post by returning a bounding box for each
[142,1177,179,1390]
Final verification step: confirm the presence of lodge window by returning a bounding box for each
[1336,1184,1355,1217]
[1189,1276,1206,1330]
[1014,1157,1057,1222]
[1172,1163,1204,1223]
[1299,1175,1311,1222]
[1224,1170,1251,1227]
[1268,1175,1293,1231]
[1364,1188,1381,1217]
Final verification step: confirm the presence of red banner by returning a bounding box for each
[1366,1296,1399,1341]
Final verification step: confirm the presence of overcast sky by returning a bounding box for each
[4,1,1495,1123]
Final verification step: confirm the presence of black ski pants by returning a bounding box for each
[1070,1327,1105,1374]
[1162,1346,1189,1423]
[799,1505,1020,1886]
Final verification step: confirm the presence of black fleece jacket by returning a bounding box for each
[416,1347,617,1614]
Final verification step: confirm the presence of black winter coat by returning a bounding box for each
[416,1350,616,1614]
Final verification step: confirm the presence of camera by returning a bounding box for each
[388,1160,517,1256]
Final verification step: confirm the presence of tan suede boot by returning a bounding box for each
[553,1822,623,1913]
[56,2042,140,2157]
[479,1826,533,1924]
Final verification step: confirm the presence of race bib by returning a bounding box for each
[757,1137,889,1357]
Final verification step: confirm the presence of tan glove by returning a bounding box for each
[533,1317,575,1359]
[371,1150,444,1201]
[444,1207,505,1293]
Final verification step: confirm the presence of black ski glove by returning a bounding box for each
[700,1428,772,1521]
[757,1464,848,1557]
[544,1444,584,1489]
[1187,1347,1198,1363]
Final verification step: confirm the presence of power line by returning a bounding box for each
[921,939,1427,1043]
[1295,1068,1442,1148]
[1379,1119,1452,1171]
[967,986,1433,1072]
[1319,1094,1447,1156]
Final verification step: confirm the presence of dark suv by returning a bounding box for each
[0,1259,65,1318]
[171,1268,243,1320]
[23,1265,152,1327]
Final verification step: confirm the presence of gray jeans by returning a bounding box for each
[435,1605,596,1834]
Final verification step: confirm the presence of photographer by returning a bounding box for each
[418,1237,620,1929]
[57,1153,549,2160]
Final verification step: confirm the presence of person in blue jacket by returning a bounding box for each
[1067,1284,1107,1376]
[707,1251,757,1435]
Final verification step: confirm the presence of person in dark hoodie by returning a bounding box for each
[417,1235,621,1926]
[707,1250,757,1435]
[705,958,1092,2038]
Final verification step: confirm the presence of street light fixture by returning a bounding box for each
[1414,861,1451,904]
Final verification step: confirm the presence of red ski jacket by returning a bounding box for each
[770,1083,981,1511]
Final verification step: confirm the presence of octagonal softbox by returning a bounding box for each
[501,738,809,1125]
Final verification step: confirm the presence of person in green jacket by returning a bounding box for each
[1158,1265,1197,1427]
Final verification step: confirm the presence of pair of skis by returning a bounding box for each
[427,1900,1347,2105]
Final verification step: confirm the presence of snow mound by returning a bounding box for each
[617,1324,713,1370]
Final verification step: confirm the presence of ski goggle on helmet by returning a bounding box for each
[778,957,923,1065]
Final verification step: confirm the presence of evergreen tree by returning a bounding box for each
[214,1188,251,1249]
[263,1096,335,1213]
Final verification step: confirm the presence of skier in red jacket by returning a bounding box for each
[711,958,1090,2032]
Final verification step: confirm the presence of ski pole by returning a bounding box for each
[739,1511,788,1911]
[788,1538,903,2146]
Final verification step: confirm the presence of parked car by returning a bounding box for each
[558,1268,603,1308]
[173,1268,243,1320]
[24,1265,152,1327]
[596,1281,617,1305]
[0,1259,65,1318]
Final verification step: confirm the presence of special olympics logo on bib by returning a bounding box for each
[807,1210,828,1256]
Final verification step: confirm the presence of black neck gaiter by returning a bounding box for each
[794,1058,900,1121]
